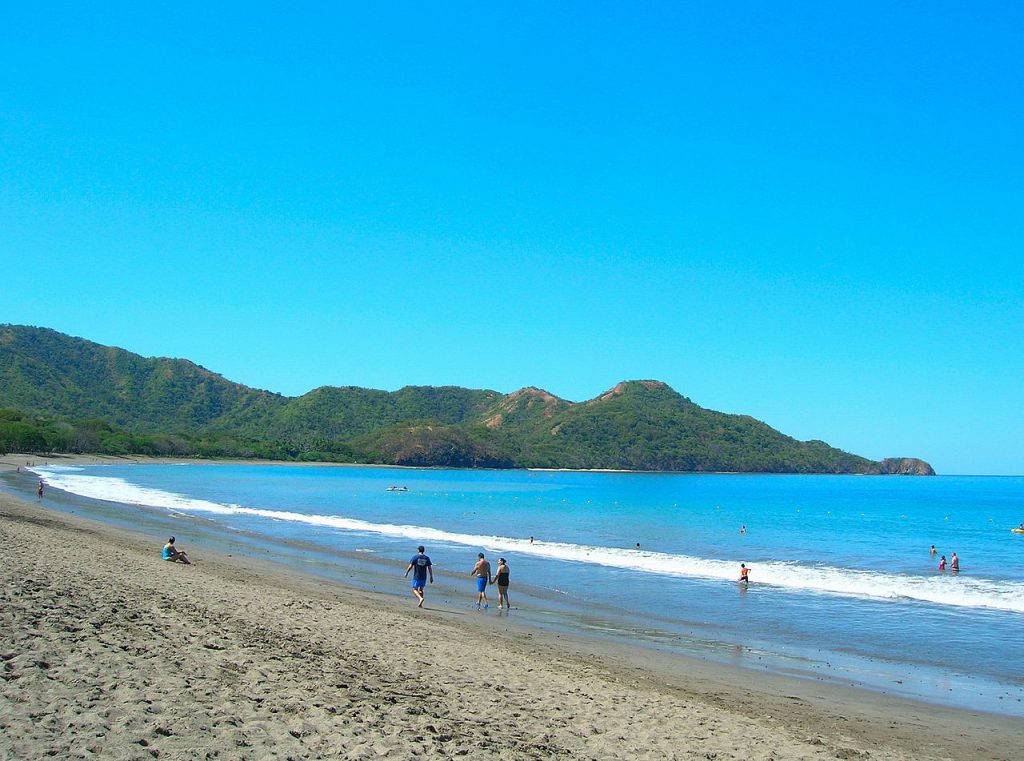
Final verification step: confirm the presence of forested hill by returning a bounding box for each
[0,325,934,474]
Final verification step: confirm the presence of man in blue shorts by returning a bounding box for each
[404,545,433,607]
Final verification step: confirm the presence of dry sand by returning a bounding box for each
[1,468,1020,759]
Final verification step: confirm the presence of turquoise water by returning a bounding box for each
[14,463,1024,716]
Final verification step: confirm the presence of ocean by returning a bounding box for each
[8,462,1024,717]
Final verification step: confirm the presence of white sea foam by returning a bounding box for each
[32,466,1024,614]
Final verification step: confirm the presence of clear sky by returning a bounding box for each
[2,3,1022,474]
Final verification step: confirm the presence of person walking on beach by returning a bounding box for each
[472,552,491,609]
[950,552,959,572]
[37,480,44,500]
[739,563,750,584]
[162,536,191,564]
[404,545,433,607]
[492,557,511,610]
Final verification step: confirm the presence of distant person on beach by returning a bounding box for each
[162,537,191,564]
[472,553,491,609]
[404,545,433,608]
[938,555,946,571]
[492,557,510,610]
[37,480,44,499]
[739,563,750,584]
[950,552,959,572]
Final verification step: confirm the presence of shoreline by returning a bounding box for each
[2,464,1020,758]
[7,451,943,476]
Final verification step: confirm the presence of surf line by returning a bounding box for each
[32,468,1024,614]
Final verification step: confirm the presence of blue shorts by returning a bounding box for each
[476,576,488,592]
[412,577,426,589]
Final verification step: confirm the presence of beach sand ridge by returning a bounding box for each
[1,487,1016,760]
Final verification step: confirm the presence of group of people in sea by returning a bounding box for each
[929,544,959,572]
[404,546,512,610]
[403,539,755,610]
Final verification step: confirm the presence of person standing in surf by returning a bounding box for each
[950,552,959,572]
[739,563,750,585]
[471,552,491,609]
[493,557,510,610]
[404,545,433,607]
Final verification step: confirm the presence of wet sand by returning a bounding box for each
[1,461,1020,759]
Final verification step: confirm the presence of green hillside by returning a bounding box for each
[507,381,880,472]
[0,325,934,474]
[0,325,286,430]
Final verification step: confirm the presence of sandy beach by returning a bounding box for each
[1,463,1019,759]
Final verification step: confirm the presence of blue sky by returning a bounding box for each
[2,3,1021,474]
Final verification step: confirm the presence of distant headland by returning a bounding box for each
[0,325,933,474]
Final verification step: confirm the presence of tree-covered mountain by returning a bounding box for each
[0,325,934,474]
[0,323,287,430]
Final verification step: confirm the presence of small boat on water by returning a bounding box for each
[386,486,409,492]
[1011,527,1024,534]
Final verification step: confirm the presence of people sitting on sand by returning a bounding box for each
[162,536,191,564]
